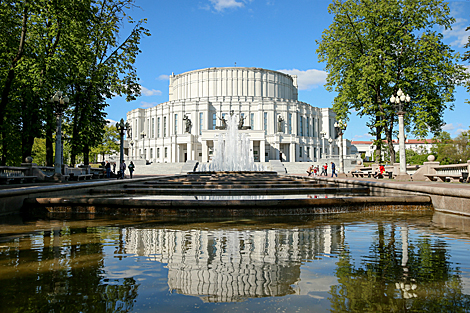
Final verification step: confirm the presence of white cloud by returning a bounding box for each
[353,133,372,140]
[442,5,469,48]
[442,123,456,131]
[278,68,327,90]
[210,0,244,12]
[106,119,118,125]
[158,74,170,80]
[141,101,157,108]
[141,86,162,96]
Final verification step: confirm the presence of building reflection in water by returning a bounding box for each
[125,226,344,302]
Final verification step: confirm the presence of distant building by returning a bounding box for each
[351,139,433,161]
[126,67,354,163]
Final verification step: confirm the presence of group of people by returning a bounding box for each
[307,162,337,177]
[104,160,135,179]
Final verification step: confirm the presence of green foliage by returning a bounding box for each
[90,123,120,162]
[31,137,46,166]
[0,0,149,166]
[431,129,470,164]
[396,148,430,165]
[316,0,466,164]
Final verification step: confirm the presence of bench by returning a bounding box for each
[0,166,38,185]
[0,175,37,184]
[424,173,464,183]
[68,173,93,181]
[352,172,370,178]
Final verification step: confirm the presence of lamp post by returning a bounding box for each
[328,138,333,158]
[320,131,326,159]
[334,120,347,174]
[116,118,130,169]
[140,131,147,160]
[50,91,69,178]
[130,140,134,160]
[390,88,411,179]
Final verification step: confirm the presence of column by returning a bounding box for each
[290,143,296,162]
[260,140,266,162]
[202,140,208,162]
[275,141,280,160]
[188,140,193,161]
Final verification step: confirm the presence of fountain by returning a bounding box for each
[197,113,265,172]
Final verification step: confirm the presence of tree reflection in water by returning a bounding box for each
[329,222,470,312]
[0,225,139,313]
[1,213,470,312]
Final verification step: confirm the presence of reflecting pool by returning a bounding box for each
[1,211,470,312]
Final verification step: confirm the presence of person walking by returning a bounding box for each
[331,162,337,177]
[128,161,135,179]
[120,160,126,179]
[323,163,328,176]
[105,161,111,178]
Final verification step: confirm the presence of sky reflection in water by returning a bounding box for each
[0,212,470,312]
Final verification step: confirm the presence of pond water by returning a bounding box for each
[1,211,470,312]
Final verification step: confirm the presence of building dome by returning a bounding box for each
[169,67,298,101]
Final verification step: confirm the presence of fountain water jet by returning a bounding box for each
[197,113,265,172]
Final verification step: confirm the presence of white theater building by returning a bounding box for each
[126,67,348,164]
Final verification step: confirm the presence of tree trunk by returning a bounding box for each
[83,144,89,165]
[384,125,396,164]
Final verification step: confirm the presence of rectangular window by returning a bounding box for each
[288,113,292,134]
[157,117,161,138]
[199,112,203,135]
[212,113,216,130]
[250,113,254,129]
[299,146,303,158]
[151,118,155,138]
[300,116,303,136]
[264,112,267,134]
[150,148,153,158]
[164,116,167,137]
[174,114,178,134]
[157,148,160,158]
[164,147,168,158]
[307,117,310,137]
[307,147,310,158]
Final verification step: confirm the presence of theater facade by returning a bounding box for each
[126,67,339,163]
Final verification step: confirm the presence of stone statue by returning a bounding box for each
[238,115,246,130]
[277,115,284,132]
[218,115,227,129]
[183,115,192,133]
[127,126,132,138]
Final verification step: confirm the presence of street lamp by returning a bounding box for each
[130,140,134,160]
[49,91,69,178]
[320,131,326,159]
[116,118,130,169]
[334,120,347,174]
[140,131,147,160]
[390,88,411,179]
[328,137,333,158]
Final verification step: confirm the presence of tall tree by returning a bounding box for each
[316,0,466,163]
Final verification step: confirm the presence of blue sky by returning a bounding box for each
[107,0,470,140]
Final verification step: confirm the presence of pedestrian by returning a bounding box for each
[112,162,116,174]
[331,162,337,177]
[307,164,314,176]
[128,161,135,179]
[313,166,318,176]
[120,160,126,179]
[323,163,328,176]
[105,161,111,178]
